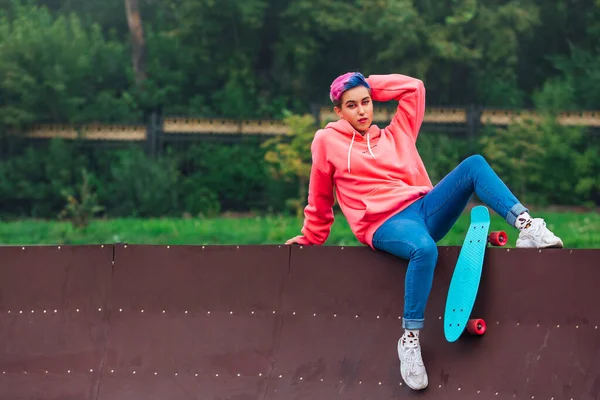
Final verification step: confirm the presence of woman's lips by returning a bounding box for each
[358,118,368,123]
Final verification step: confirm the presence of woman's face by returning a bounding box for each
[334,85,373,134]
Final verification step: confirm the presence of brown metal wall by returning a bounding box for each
[0,244,598,400]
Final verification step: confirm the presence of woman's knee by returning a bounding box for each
[411,236,438,263]
[461,154,489,169]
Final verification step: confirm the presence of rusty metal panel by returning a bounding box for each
[0,243,598,400]
[266,246,600,400]
[96,244,290,400]
[263,246,456,399]
[0,245,113,400]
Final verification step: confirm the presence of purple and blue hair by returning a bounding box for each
[329,72,371,107]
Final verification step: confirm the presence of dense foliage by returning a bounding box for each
[0,0,599,222]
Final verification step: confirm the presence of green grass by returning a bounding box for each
[0,209,599,248]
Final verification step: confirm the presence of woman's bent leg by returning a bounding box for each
[419,154,528,242]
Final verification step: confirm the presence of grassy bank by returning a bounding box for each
[0,209,598,248]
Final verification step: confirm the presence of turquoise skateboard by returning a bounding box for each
[444,206,507,342]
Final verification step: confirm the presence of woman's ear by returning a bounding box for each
[334,106,344,119]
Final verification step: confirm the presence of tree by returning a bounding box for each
[124,0,146,87]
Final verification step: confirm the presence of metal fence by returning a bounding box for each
[2,105,599,159]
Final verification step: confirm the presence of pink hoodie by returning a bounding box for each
[292,74,433,249]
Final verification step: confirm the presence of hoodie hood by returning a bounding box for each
[324,119,381,173]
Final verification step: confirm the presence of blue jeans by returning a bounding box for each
[372,155,528,330]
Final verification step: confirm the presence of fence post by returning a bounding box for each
[466,105,482,151]
[145,112,159,157]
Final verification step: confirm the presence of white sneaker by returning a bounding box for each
[516,218,564,248]
[397,331,428,390]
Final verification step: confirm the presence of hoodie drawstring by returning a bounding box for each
[347,131,355,172]
[367,132,376,159]
[347,131,376,173]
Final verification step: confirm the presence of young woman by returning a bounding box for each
[285,72,563,390]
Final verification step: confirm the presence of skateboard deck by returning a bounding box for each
[444,205,500,342]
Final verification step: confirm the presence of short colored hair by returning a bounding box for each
[329,72,371,107]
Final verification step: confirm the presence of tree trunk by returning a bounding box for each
[124,0,146,87]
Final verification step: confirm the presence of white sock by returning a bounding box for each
[515,212,533,230]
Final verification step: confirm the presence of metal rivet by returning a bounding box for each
[98,308,102,312]
[279,375,282,378]
[167,246,170,249]
[124,245,127,248]
[111,370,114,373]
[133,371,136,374]
[119,309,123,312]
[557,324,560,328]
[185,311,188,314]
[90,369,93,372]
[22,247,25,250]
[19,311,22,314]
[154,372,158,375]
[458,388,461,391]
[195,373,198,377]
[230,311,233,315]
[76,309,79,312]
[313,313,316,317]
[206,311,209,315]
[576,325,579,329]
[321,378,324,382]
[439,385,442,388]
[67,370,71,373]
[215,373,219,377]
[359,381,362,384]
[54,310,57,313]
[174,372,178,376]
[58,246,61,250]
[273,311,276,314]
[377,315,380,319]
[355,315,359,318]
[202,246,205,249]
[141,310,144,313]
[507,249,510,252]
[378,382,382,385]
[334,314,337,317]
[31,310,34,313]
[162,310,165,313]
[237,374,241,377]
[259,373,262,377]
[341,247,344,250]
